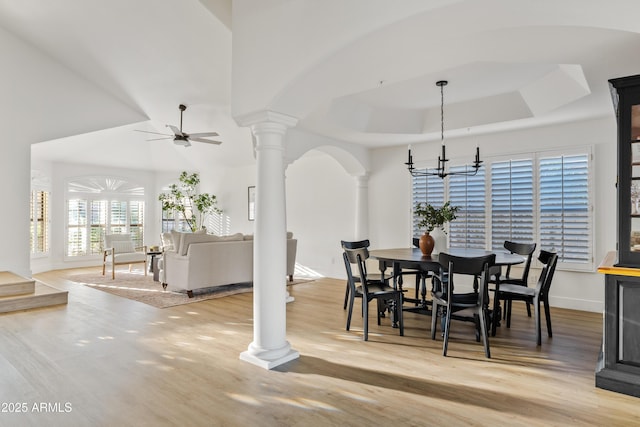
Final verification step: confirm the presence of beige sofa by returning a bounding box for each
[158,231,297,297]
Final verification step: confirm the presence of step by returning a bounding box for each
[0,282,68,314]
[0,271,35,297]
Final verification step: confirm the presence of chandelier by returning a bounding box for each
[405,80,482,179]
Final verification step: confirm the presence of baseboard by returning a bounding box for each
[549,295,603,313]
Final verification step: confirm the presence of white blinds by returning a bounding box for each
[491,159,534,250]
[539,154,591,264]
[67,199,145,257]
[412,173,444,238]
[449,166,486,249]
[67,199,88,256]
[410,149,592,269]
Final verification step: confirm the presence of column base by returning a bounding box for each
[286,291,295,303]
[240,348,299,370]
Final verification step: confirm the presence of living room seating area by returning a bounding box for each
[158,231,297,297]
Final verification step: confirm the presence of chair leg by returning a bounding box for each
[543,297,553,338]
[506,299,512,328]
[534,296,541,346]
[431,303,439,340]
[363,298,369,341]
[397,294,404,337]
[144,261,147,276]
[346,294,355,331]
[112,262,115,280]
[479,308,491,358]
[491,290,500,337]
[526,302,532,317]
[442,305,452,356]
[343,282,349,309]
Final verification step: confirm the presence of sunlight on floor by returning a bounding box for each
[294,263,324,279]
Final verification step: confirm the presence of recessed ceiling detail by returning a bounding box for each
[323,61,589,137]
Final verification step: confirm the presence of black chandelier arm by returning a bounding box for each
[404,80,483,180]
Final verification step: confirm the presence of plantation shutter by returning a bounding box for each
[491,159,534,250]
[539,154,591,264]
[89,200,107,255]
[130,201,145,247]
[67,199,87,256]
[449,166,486,249]
[412,173,444,238]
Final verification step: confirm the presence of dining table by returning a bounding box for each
[369,247,525,335]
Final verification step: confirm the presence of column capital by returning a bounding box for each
[236,109,298,129]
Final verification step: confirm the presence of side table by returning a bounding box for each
[147,250,163,282]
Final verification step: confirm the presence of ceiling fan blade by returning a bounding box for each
[190,137,222,145]
[146,137,173,141]
[134,129,173,137]
[167,124,184,136]
[188,131,219,137]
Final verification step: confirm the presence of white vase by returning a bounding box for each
[431,227,447,255]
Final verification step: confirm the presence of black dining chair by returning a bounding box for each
[431,252,496,358]
[342,244,404,341]
[489,241,537,320]
[342,240,393,309]
[496,250,558,346]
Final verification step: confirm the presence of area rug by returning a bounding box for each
[67,270,313,309]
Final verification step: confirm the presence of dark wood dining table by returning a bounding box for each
[369,247,525,335]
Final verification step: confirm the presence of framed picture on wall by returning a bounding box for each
[248,186,256,221]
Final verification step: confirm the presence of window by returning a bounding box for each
[411,148,593,270]
[491,159,534,250]
[66,176,145,257]
[448,166,485,249]
[161,205,191,233]
[30,190,50,255]
[539,154,591,267]
[411,174,444,237]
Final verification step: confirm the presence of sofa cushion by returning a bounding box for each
[161,232,174,251]
[111,240,135,253]
[172,229,206,255]
[179,232,243,256]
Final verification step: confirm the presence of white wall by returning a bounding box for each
[286,151,357,278]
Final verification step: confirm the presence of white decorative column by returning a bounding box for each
[354,174,369,240]
[239,111,299,369]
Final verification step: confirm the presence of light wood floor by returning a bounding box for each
[0,268,637,426]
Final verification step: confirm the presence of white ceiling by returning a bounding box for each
[0,0,637,171]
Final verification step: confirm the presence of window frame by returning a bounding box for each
[30,189,50,257]
[411,145,594,272]
[64,176,145,260]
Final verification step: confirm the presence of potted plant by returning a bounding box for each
[159,171,222,233]
[414,201,459,255]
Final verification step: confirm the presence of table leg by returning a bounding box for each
[492,276,501,337]
[391,261,401,328]
[149,254,155,272]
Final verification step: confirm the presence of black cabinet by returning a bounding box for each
[596,268,640,398]
[610,74,640,267]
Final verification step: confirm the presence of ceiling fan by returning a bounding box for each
[135,104,222,147]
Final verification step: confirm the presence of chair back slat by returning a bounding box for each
[503,241,536,282]
[535,250,558,297]
[438,252,496,306]
[341,240,370,250]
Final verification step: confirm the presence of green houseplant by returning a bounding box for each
[159,171,222,233]
[414,201,458,255]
